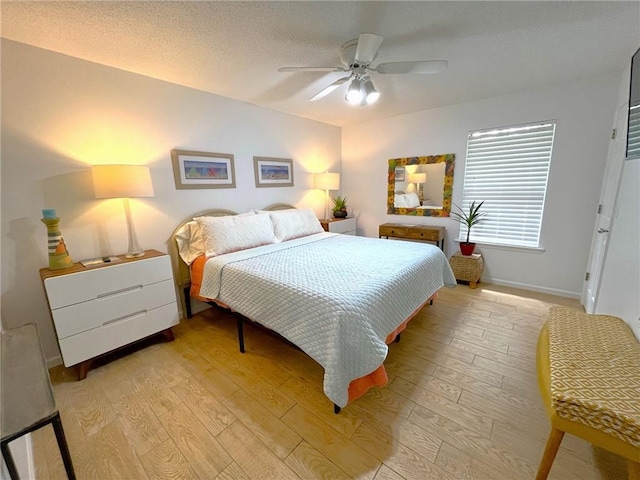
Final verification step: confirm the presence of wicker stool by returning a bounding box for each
[449,252,484,288]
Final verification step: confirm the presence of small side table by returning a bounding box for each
[449,252,484,288]
[320,217,356,235]
[1,323,76,479]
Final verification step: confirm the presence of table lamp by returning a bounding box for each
[92,165,154,258]
[314,172,340,220]
[408,172,427,203]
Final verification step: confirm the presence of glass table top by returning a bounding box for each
[1,322,57,439]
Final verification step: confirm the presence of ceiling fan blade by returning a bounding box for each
[310,76,351,102]
[354,33,383,65]
[278,66,345,73]
[374,60,448,74]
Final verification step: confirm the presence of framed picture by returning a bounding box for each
[171,149,236,189]
[395,166,405,182]
[253,157,294,188]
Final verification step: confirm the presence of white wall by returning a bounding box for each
[343,73,620,297]
[1,40,341,365]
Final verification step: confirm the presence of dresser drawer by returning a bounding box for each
[59,303,179,367]
[407,228,442,241]
[51,279,176,338]
[379,225,409,237]
[44,255,172,309]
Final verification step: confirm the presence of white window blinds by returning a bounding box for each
[627,105,640,159]
[460,122,556,248]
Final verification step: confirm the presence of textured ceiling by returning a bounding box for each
[2,1,639,127]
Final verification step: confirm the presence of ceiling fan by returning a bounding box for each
[278,33,448,106]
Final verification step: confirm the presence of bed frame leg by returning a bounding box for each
[334,404,341,414]
[236,317,245,353]
[430,299,433,305]
[184,286,193,318]
[395,333,401,343]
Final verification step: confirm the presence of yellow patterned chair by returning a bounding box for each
[536,306,640,479]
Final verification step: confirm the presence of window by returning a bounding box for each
[459,121,556,248]
[628,104,640,159]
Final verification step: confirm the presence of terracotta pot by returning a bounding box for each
[460,242,476,256]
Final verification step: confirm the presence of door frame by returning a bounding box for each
[581,104,627,312]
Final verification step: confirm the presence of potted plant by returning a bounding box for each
[331,195,348,218]
[451,200,486,255]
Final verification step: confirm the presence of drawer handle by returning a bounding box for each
[103,310,148,326]
[97,285,143,299]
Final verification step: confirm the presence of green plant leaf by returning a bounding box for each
[331,195,348,211]
[451,201,486,243]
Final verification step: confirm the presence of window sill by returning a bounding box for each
[454,239,545,254]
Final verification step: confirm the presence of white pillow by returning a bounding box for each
[175,211,255,264]
[268,208,324,242]
[196,213,277,257]
[394,194,409,208]
[175,221,205,265]
[404,192,421,208]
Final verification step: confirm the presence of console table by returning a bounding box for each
[378,223,445,251]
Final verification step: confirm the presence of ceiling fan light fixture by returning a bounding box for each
[280,32,447,106]
[345,78,363,104]
[362,78,380,104]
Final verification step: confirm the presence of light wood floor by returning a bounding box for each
[25,284,628,479]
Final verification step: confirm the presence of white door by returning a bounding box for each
[581,105,627,312]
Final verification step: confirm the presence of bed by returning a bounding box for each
[169,205,456,409]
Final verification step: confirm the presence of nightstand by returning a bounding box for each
[40,249,179,379]
[449,252,484,288]
[320,217,356,235]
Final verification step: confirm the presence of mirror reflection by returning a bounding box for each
[627,47,640,159]
[387,154,455,217]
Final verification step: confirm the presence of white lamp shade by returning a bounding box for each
[345,79,363,105]
[314,172,340,190]
[92,165,154,199]
[362,78,380,104]
[408,172,427,184]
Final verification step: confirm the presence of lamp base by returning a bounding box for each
[123,198,145,259]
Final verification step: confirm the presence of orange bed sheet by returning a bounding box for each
[189,254,432,405]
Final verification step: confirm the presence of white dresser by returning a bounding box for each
[40,250,179,379]
[320,217,356,235]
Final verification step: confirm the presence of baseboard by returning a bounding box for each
[483,276,581,299]
[177,298,212,319]
[47,354,63,369]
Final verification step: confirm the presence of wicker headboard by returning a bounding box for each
[168,203,295,316]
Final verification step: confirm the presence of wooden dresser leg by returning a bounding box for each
[536,427,565,480]
[628,460,640,480]
[77,359,94,380]
[469,281,477,289]
[161,328,175,342]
